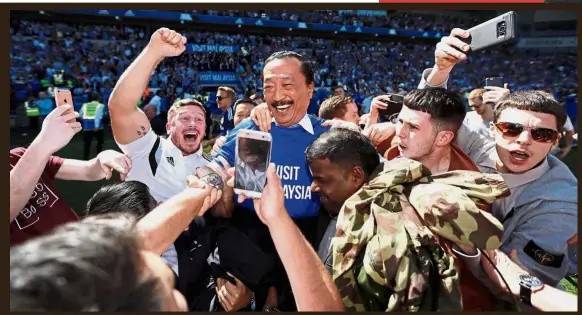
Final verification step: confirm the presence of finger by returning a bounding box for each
[100,164,112,180]
[123,155,132,171]
[120,172,127,182]
[170,33,182,46]
[226,167,235,178]
[217,156,231,170]
[441,35,470,52]
[251,108,260,126]
[484,86,500,91]
[436,42,466,60]
[69,122,82,129]
[181,35,187,45]
[237,194,246,203]
[157,28,169,37]
[321,120,332,127]
[108,161,127,174]
[165,30,177,43]
[265,163,280,185]
[61,112,79,122]
[450,28,470,39]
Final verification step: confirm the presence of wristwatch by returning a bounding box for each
[196,166,224,191]
[518,274,544,306]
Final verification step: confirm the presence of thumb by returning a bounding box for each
[100,163,112,180]
[504,83,509,89]
[265,163,280,184]
[51,104,72,117]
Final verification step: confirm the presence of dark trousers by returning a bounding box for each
[28,116,39,131]
[83,129,104,160]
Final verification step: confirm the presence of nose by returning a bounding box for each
[515,129,533,145]
[310,181,321,193]
[395,123,406,139]
[273,85,285,102]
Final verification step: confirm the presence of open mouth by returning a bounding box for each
[509,150,530,161]
[183,131,199,143]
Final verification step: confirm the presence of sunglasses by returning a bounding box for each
[495,122,559,143]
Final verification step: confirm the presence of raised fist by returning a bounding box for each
[147,28,187,58]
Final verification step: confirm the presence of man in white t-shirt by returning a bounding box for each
[108,27,221,275]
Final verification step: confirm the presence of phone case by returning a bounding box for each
[485,77,504,88]
[461,11,517,52]
[234,130,272,199]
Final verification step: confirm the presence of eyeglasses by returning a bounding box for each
[216,96,225,101]
[495,122,559,143]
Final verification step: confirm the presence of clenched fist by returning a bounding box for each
[147,28,187,59]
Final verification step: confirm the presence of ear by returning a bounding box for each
[436,130,455,147]
[350,167,366,188]
[308,82,315,99]
[166,122,171,135]
[554,132,562,146]
[489,121,496,138]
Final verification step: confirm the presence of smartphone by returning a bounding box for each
[460,11,517,52]
[234,130,272,199]
[377,94,404,120]
[485,77,505,88]
[54,89,75,122]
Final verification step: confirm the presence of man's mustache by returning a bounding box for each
[271,100,294,107]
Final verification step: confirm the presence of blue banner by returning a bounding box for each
[198,72,239,86]
[188,44,239,53]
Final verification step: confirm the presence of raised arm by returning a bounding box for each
[418,28,471,89]
[109,28,187,145]
[227,164,344,311]
[10,106,81,222]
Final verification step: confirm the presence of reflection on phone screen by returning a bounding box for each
[235,137,271,194]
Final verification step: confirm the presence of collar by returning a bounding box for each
[271,113,314,135]
[487,149,550,189]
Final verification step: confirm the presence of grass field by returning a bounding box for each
[10,126,578,216]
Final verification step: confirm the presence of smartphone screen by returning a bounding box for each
[234,132,272,198]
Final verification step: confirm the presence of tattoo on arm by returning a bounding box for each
[137,125,146,137]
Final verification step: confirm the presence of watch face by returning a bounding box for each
[201,172,224,190]
[519,274,543,288]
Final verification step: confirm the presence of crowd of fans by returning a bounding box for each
[9,12,579,313]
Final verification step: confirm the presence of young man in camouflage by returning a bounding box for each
[306,128,510,311]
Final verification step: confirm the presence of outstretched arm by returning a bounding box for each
[109,28,187,145]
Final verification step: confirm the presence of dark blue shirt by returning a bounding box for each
[215,115,330,218]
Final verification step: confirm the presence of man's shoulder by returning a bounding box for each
[309,115,330,134]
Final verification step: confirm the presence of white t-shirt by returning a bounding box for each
[117,130,211,275]
[463,111,493,141]
[117,130,211,203]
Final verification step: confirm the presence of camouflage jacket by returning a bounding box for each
[332,157,510,312]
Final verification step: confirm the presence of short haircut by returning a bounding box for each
[168,98,207,122]
[264,51,315,86]
[306,128,379,178]
[85,181,157,220]
[10,214,164,311]
[217,86,235,99]
[333,85,345,91]
[468,88,486,101]
[234,98,256,113]
[403,88,466,134]
[494,90,566,130]
[318,96,354,120]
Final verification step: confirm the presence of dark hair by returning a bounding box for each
[10,214,164,311]
[494,90,566,130]
[234,98,256,113]
[263,51,315,86]
[306,128,379,177]
[403,88,466,134]
[333,85,345,91]
[85,181,157,219]
[91,93,101,102]
[318,96,354,120]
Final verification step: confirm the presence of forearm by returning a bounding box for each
[55,158,105,181]
[530,285,578,312]
[364,110,380,130]
[109,47,162,116]
[267,214,344,311]
[9,142,52,222]
[424,65,452,88]
[137,189,206,255]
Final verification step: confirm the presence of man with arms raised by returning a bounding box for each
[108,28,228,276]
[417,28,577,294]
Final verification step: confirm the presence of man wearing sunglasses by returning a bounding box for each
[415,27,578,298]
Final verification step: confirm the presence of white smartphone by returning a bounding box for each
[234,130,272,199]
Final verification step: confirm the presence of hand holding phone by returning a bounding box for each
[54,89,75,123]
[376,94,404,120]
[234,130,272,199]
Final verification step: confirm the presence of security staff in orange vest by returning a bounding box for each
[79,93,105,160]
